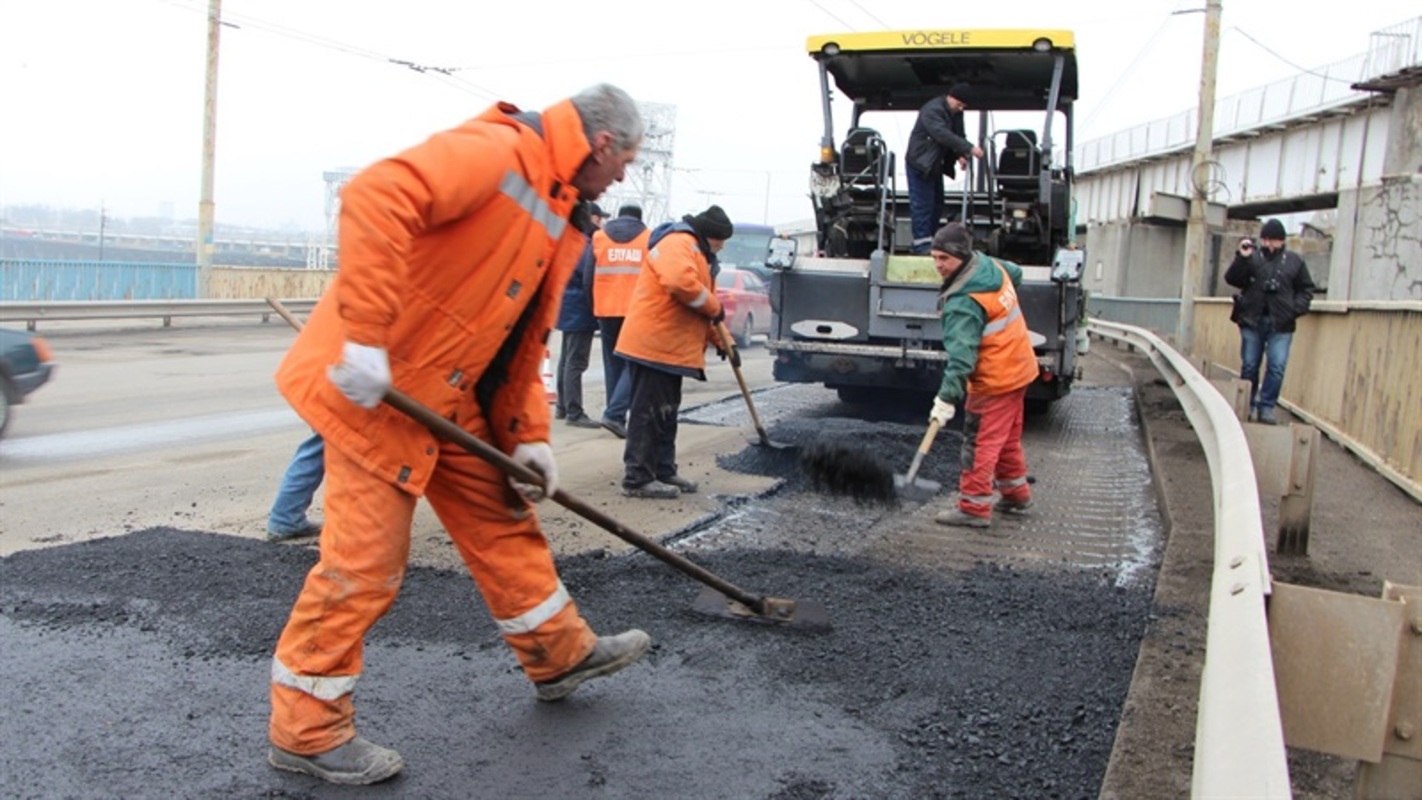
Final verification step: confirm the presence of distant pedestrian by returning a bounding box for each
[906,83,984,254]
[615,205,733,499]
[266,431,324,541]
[927,223,1039,529]
[555,203,606,428]
[589,203,650,438]
[1225,218,1315,425]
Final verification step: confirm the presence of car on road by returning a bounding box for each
[0,326,56,439]
[714,267,772,348]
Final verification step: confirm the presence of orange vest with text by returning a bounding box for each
[966,262,1039,396]
[591,227,650,318]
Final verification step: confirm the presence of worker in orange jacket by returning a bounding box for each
[926,222,1040,529]
[266,84,651,786]
[588,204,651,437]
[614,205,732,499]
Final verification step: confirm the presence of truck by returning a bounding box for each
[766,28,1087,410]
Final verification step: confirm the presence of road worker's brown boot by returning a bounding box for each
[535,629,651,702]
[268,736,404,785]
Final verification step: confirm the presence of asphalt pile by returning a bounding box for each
[1,523,1150,798]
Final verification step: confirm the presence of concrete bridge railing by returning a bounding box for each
[1092,295,1422,500]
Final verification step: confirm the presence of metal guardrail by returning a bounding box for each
[1087,319,1290,798]
[0,299,319,331]
[1086,295,1182,341]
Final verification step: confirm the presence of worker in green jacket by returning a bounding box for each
[928,223,1040,529]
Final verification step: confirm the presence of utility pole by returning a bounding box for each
[1176,0,1223,352]
[196,0,222,298]
[763,171,772,225]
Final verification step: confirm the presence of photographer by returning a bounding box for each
[1224,218,1316,425]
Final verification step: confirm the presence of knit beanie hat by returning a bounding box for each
[685,205,734,241]
[1259,219,1286,240]
[947,83,973,104]
[617,204,643,221]
[930,222,974,259]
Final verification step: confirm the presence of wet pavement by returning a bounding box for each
[1,384,1163,799]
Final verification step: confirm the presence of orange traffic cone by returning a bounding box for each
[542,348,557,404]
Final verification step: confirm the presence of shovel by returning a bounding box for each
[713,320,792,450]
[266,297,828,631]
[894,419,944,501]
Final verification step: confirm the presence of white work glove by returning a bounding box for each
[327,342,392,409]
[509,442,558,502]
[929,397,956,426]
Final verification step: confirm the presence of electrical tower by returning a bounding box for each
[313,168,358,269]
[599,102,676,224]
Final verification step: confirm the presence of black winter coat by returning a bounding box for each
[1224,246,1315,332]
[906,96,973,179]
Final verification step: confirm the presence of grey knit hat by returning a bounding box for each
[930,222,974,259]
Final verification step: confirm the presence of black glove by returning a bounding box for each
[712,307,726,324]
[717,345,742,369]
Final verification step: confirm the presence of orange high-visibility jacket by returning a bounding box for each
[615,225,724,372]
[966,261,1038,396]
[275,99,592,494]
[590,226,650,318]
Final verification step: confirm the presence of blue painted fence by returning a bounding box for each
[0,259,198,301]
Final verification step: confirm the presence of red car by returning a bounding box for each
[714,267,772,347]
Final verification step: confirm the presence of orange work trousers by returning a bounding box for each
[957,386,1032,517]
[269,418,597,755]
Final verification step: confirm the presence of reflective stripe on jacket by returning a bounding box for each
[591,224,650,318]
[614,223,724,372]
[274,99,592,494]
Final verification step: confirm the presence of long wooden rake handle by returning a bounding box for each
[713,320,774,447]
[264,296,771,615]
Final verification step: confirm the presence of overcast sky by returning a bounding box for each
[1,0,1417,234]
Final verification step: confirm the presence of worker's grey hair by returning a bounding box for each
[571,83,645,154]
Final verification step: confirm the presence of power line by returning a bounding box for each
[1229,26,1357,84]
[846,0,889,28]
[448,44,782,72]
[1078,13,1177,137]
[151,0,502,100]
[807,0,858,31]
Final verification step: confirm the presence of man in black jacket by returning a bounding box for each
[906,83,984,254]
[1224,218,1316,424]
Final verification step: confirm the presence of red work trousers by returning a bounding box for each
[269,417,597,755]
[957,386,1032,518]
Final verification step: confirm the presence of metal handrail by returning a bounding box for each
[0,299,318,330]
[1088,319,1290,798]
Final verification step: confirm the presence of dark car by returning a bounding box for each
[716,223,777,282]
[0,326,56,438]
[714,267,772,347]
